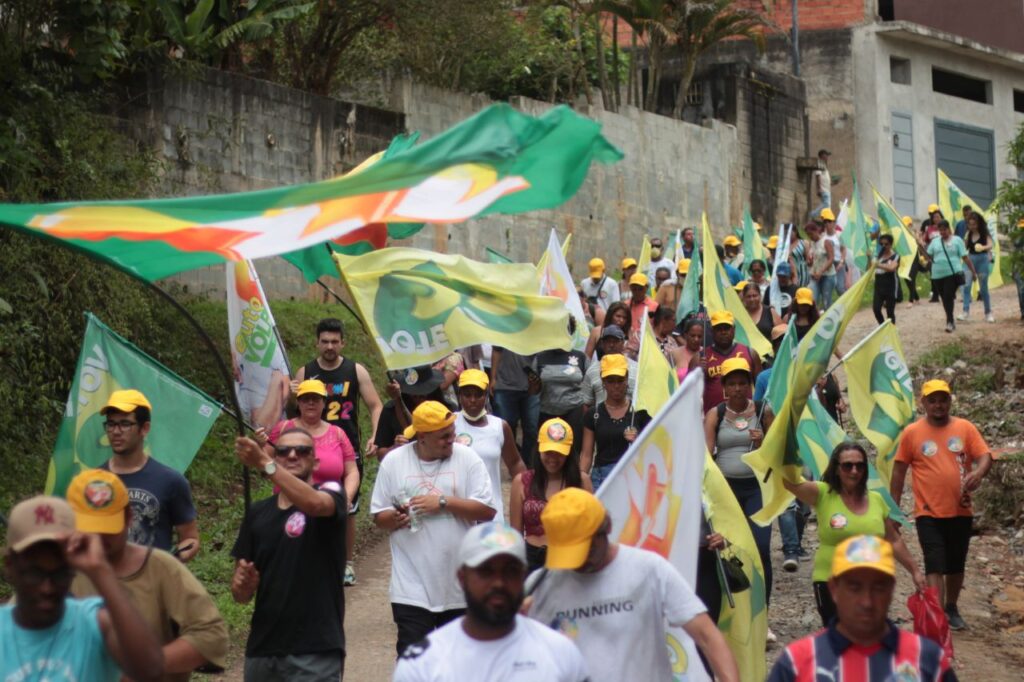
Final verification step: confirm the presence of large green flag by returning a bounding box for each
[840,176,872,271]
[0,104,622,282]
[485,247,514,264]
[676,238,703,322]
[741,208,768,274]
[48,314,221,496]
[763,318,797,414]
[873,188,919,280]
[743,267,874,524]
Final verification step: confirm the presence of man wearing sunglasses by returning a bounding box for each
[99,389,200,562]
[231,427,349,680]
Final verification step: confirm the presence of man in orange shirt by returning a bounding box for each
[890,379,992,631]
[625,273,658,358]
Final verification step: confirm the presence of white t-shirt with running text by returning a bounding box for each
[528,544,707,682]
[454,413,507,520]
[370,442,495,611]
[392,614,590,682]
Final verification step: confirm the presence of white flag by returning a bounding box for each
[538,228,589,350]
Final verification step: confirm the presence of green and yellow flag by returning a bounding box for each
[741,208,768,274]
[49,314,221,496]
[873,188,919,281]
[840,176,872,271]
[334,248,570,369]
[703,453,768,681]
[842,320,915,488]
[702,214,772,358]
[0,104,621,282]
[485,247,514,264]
[676,239,703,322]
[763,319,797,413]
[633,317,679,416]
[743,267,874,524]
[937,168,1004,291]
[637,234,652,276]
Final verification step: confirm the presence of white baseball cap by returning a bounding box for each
[458,522,527,568]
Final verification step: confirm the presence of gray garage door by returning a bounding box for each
[934,119,996,208]
[892,112,916,217]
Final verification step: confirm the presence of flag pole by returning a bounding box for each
[825,319,890,376]
[144,281,251,510]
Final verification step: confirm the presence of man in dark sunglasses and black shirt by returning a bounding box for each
[231,427,349,680]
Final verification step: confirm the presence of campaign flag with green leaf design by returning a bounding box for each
[633,314,679,416]
[537,230,588,350]
[676,237,703,322]
[763,318,797,414]
[873,187,919,280]
[334,248,570,370]
[0,104,622,282]
[937,168,1004,291]
[840,176,872,271]
[741,208,767,275]
[743,267,875,524]
[48,314,221,496]
[485,247,514,264]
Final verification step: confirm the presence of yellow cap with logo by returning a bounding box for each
[921,379,951,397]
[67,469,130,535]
[458,369,489,390]
[541,488,607,569]
[538,418,574,456]
[831,535,895,578]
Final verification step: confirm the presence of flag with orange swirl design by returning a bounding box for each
[596,371,709,681]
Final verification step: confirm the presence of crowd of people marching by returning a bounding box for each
[4,198,1010,681]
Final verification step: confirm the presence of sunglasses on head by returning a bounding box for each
[839,461,865,472]
[274,445,315,458]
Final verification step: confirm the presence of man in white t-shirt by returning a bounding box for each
[579,258,620,312]
[393,522,589,682]
[646,236,677,285]
[371,401,497,656]
[528,489,739,682]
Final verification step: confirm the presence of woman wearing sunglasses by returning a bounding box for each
[263,379,359,513]
[783,442,925,626]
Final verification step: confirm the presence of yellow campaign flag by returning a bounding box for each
[743,266,875,524]
[937,168,1004,290]
[634,316,679,416]
[703,452,768,682]
[334,247,570,369]
[638,234,652,274]
[701,214,772,358]
[873,187,919,281]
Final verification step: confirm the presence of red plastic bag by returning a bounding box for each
[907,587,954,660]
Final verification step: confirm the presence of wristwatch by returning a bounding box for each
[438,495,448,510]
[263,460,277,477]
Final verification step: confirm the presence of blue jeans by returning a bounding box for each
[726,476,773,605]
[778,500,806,558]
[492,390,539,466]
[809,274,836,310]
[811,191,831,221]
[963,253,991,314]
[591,463,616,491]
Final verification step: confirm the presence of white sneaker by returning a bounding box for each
[956,312,968,321]
[986,314,995,323]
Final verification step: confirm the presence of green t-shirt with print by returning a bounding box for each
[813,481,890,582]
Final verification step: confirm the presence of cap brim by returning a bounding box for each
[100,401,140,415]
[10,532,68,553]
[922,388,951,397]
[296,390,327,398]
[600,370,628,379]
[463,548,527,569]
[833,563,896,580]
[75,513,125,535]
[458,381,489,392]
[539,443,572,456]
[401,370,445,395]
[545,537,593,570]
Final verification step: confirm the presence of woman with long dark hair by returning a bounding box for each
[873,233,900,324]
[584,301,632,359]
[509,417,593,572]
[739,281,782,340]
[960,211,995,323]
[919,219,977,333]
[783,442,925,626]
[670,317,704,382]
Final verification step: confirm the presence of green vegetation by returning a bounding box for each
[914,342,964,370]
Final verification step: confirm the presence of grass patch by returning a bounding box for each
[915,342,964,369]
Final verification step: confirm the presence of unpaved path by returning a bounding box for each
[220,284,1023,681]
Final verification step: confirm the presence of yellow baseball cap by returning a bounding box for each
[402,425,416,440]
[538,418,574,456]
[820,208,836,221]
[720,356,751,379]
[733,281,747,292]
[600,353,629,378]
[795,287,814,306]
[588,257,606,277]
[100,389,152,415]
[406,400,456,437]
[921,379,951,397]
[723,235,741,247]
[457,368,489,391]
[541,488,607,569]
[67,469,130,535]
[767,235,779,248]
[677,258,691,275]
[710,310,734,327]
[296,379,328,398]
[902,215,914,227]
[831,535,895,579]
[621,257,638,270]
[629,273,648,287]
[927,203,940,214]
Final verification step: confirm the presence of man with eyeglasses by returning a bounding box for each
[231,426,349,680]
[1,494,164,681]
[99,389,200,562]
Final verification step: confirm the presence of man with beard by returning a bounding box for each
[393,522,588,681]
[528,489,738,682]
[702,311,761,414]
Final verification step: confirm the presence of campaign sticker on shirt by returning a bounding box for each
[455,433,473,446]
[285,510,307,538]
[921,440,938,457]
[599,290,607,299]
[568,355,579,367]
[947,437,964,454]
[829,513,848,530]
[551,615,579,640]
[892,661,921,682]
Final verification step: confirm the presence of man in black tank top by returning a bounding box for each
[294,318,383,587]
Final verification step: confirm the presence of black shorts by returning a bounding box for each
[916,515,972,575]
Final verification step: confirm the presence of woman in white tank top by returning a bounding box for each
[453,369,525,520]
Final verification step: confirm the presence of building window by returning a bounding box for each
[890,57,911,85]
[1015,89,1024,114]
[878,0,894,22]
[931,67,991,104]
